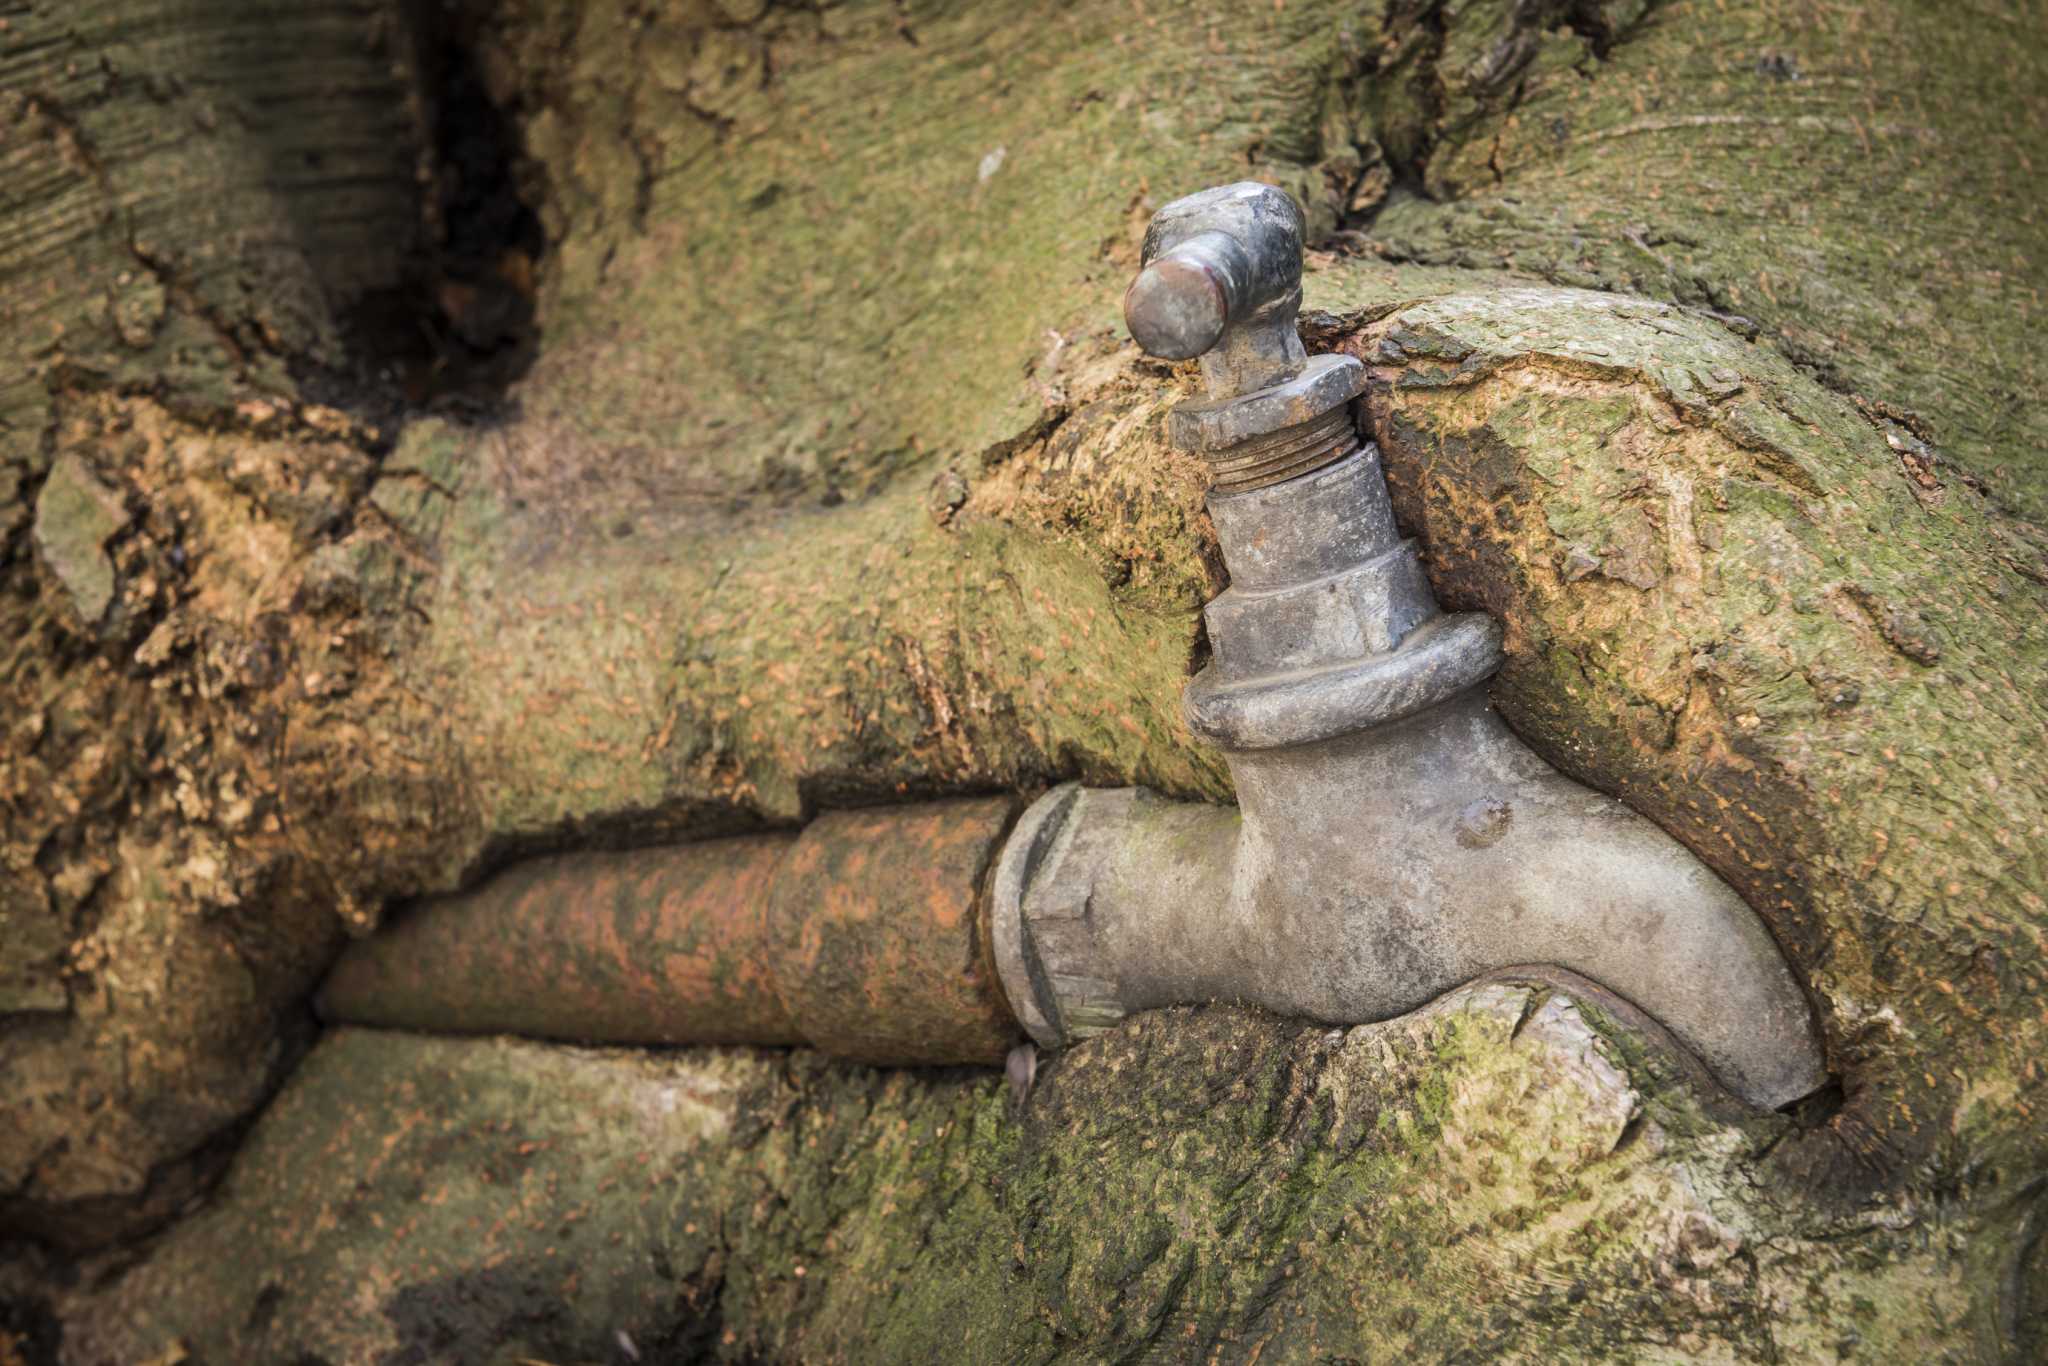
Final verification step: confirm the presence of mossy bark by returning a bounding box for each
[38,986,2034,1363]
[4,0,2046,1359]
[1,0,433,1248]
[44,995,1859,1366]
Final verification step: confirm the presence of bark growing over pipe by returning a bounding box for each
[322,186,1824,1118]
[978,430,1827,1109]
[318,796,1021,1066]
[324,190,1825,1110]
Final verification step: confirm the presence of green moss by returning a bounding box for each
[480,0,1399,506]
[9,2,2047,1350]
[67,986,1994,1361]
[1368,0,2048,522]
[1343,283,2048,1345]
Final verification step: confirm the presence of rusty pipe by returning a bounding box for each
[316,796,1023,1066]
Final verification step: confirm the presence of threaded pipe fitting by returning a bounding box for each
[1202,404,1360,493]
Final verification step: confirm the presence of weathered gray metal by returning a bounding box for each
[1125,183,1306,387]
[991,182,1828,1110]
[1188,447,1504,745]
[1125,182,1368,492]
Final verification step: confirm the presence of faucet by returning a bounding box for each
[320,182,1827,1112]
[989,183,1827,1109]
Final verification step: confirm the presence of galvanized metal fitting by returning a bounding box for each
[1124,182,1366,493]
[1121,182,1504,751]
[1185,444,1503,750]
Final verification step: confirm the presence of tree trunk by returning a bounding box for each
[1,0,433,1251]
[3,0,2045,1360]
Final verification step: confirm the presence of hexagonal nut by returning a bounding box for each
[989,784,1135,1047]
[1203,546,1438,681]
[1166,353,1367,453]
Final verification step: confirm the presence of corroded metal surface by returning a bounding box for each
[1167,354,1364,458]
[1194,395,1357,492]
[319,799,1024,1063]
[766,796,1020,1065]
[1186,443,1502,748]
[318,837,801,1046]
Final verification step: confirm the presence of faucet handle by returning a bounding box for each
[1123,229,1258,361]
[1124,182,1365,493]
[1123,182,1310,400]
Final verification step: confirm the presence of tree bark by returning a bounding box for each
[1,0,431,1249]
[4,0,2045,1359]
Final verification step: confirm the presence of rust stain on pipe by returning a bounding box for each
[317,836,802,1046]
[766,797,1021,1065]
[317,797,1023,1065]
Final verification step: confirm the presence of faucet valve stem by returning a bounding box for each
[1117,181,1502,746]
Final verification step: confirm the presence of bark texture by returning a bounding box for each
[45,992,1929,1365]
[4,0,2046,1359]
[1,0,435,1248]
